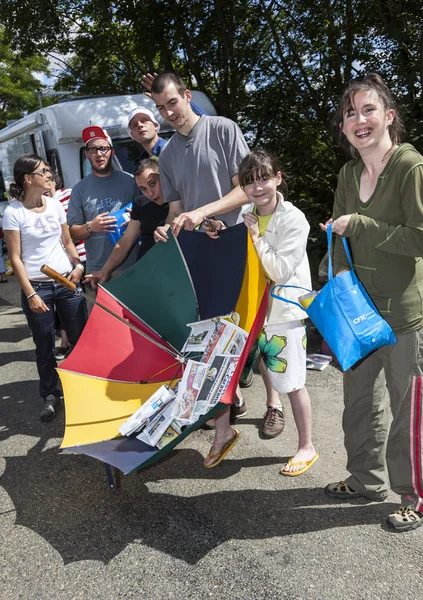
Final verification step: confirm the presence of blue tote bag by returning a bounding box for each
[271,224,396,371]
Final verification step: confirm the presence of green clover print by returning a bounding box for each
[258,330,287,373]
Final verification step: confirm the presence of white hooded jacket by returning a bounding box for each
[237,192,312,325]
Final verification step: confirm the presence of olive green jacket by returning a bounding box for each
[333,143,423,334]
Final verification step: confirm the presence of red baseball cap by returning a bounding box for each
[82,125,113,147]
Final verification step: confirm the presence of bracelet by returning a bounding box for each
[26,292,37,300]
[74,263,85,272]
[86,221,92,234]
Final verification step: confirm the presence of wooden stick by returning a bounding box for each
[39,264,182,360]
[40,265,77,291]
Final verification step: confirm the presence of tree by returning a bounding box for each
[0,27,50,129]
[2,0,423,267]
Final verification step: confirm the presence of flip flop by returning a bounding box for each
[204,429,240,469]
[280,453,319,477]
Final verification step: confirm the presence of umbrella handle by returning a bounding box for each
[40,265,77,292]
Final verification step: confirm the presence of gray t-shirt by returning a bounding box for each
[158,115,249,226]
[67,170,140,272]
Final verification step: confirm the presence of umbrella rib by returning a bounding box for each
[141,361,182,382]
[83,291,183,360]
[98,286,184,359]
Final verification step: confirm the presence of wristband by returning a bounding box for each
[27,292,37,300]
[86,221,92,234]
[74,263,85,272]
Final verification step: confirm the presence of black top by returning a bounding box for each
[131,198,169,259]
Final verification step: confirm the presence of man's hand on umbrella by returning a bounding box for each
[84,269,111,288]
[172,208,205,236]
[154,224,171,243]
[90,212,118,233]
[141,72,158,97]
[203,218,225,239]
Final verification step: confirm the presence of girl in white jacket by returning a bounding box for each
[238,149,318,476]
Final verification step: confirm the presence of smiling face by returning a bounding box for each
[341,89,395,154]
[129,113,158,145]
[243,173,282,216]
[85,138,114,175]
[152,82,192,131]
[135,168,164,205]
[24,161,53,195]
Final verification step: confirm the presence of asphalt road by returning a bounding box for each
[1,276,422,600]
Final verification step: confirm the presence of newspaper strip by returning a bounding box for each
[119,385,176,436]
[200,319,247,364]
[182,319,217,353]
[210,356,239,408]
[191,355,228,419]
[136,399,176,447]
[306,353,332,371]
[156,420,183,450]
[172,360,210,423]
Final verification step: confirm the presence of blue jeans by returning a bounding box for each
[21,281,87,399]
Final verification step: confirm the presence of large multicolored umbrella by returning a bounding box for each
[51,224,268,475]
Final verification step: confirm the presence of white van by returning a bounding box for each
[0,92,216,197]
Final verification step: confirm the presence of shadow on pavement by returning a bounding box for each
[0,348,36,368]
[0,380,65,442]
[0,324,31,345]
[1,381,396,566]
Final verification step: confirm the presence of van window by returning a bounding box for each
[0,172,6,200]
[112,139,143,174]
[46,149,63,181]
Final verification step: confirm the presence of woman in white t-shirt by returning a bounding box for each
[3,155,87,422]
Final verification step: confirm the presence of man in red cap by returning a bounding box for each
[67,125,141,307]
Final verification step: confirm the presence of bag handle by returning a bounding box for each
[270,284,312,309]
[327,222,354,280]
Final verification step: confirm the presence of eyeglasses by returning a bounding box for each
[31,168,52,176]
[86,146,112,155]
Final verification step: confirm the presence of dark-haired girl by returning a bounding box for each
[320,73,423,531]
[204,149,317,475]
[3,155,86,422]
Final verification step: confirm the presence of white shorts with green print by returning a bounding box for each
[258,320,307,394]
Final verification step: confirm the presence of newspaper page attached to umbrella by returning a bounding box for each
[119,316,248,448]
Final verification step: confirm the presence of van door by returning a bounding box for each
[31,130,47,160]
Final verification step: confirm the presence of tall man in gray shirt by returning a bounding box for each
[150,71,249,467]
[151,72,249,242]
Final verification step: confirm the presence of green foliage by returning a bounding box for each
[0,28,50,129]
[1,0,423,267]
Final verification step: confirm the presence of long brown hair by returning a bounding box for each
[332,73,405,158]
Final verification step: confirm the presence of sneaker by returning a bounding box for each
[230,400,247,421]
[239,369,253,388]
[387,506,423,531]
[55,346,70,361]
[40,394,59,422]
[262,406,285,438]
